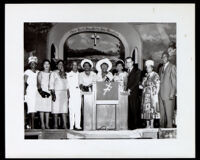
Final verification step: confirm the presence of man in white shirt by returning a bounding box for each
[68,61,82,130]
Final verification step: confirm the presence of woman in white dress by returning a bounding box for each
[49,60,70,129]
[79,59,97,92]
[24,56,39,129]
[113,59,128,92]
[37,59,52,129]
[96,58,113,82]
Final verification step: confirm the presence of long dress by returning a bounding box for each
[36,71,52,112]
[49,70,69,114]
[141,71,160,120]
[24,69,39,114]
[68,71,82,128]
[96,71,113,82]
[113,71,128,92]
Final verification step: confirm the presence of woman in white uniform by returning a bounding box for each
[96,58,113,82]
[68,61,82,130]
[49,60,70,129]
[24,56,39,129]
[37,59,52,129]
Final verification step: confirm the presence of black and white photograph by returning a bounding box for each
[24,22,177,139]
[5,4,195,158]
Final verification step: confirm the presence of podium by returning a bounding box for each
[82,82,128,131]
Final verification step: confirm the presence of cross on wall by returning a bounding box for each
[91,33,100,46]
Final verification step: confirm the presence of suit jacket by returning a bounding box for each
[159,62,176,100]
[126,67,141,95]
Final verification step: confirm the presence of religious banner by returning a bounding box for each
[96,82,119,104]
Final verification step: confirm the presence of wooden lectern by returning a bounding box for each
[82,82,128,131]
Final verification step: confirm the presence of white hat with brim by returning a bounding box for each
[28,56,38,64]
[96,58,112,72]
[81,59,94,69]
[145,60,154,67]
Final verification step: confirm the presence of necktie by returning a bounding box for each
[128,69,130,76]
[162,66,165,74]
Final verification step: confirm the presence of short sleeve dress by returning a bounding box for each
[49,70,69,114]
[36,71,52,112]
[24,69,39,113]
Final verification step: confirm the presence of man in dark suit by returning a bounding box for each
[159,52,176,128]
[125,57,141,130]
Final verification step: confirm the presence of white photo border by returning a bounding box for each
[5,3,195,158]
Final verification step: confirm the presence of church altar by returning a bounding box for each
[82,82,129,131]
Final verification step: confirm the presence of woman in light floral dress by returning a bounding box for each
[140,60,160,128]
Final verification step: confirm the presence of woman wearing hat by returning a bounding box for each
[96,58,113,82]
[140,60,160,128]
[49,60,70,129]
[79,59,97,92]
[113,59,128,92]
[24,56,40,129]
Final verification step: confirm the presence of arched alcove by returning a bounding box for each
[63,32,125,71]
[59,27,130,61]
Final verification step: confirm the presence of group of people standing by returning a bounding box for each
[24,51,176,130]
[24,58,80,130]
[125,53,176,129]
